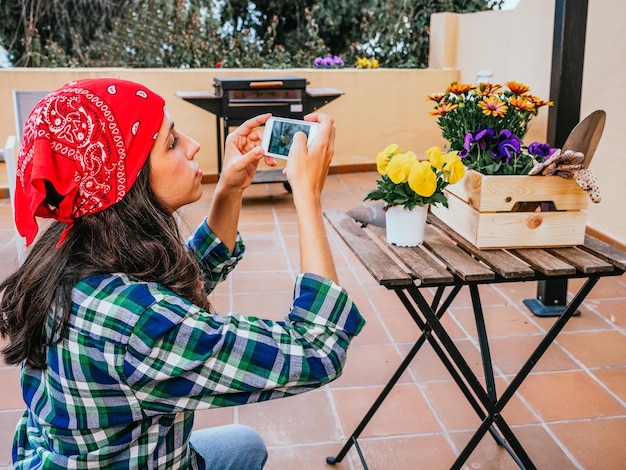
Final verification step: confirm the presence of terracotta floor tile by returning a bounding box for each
[401,339,487,382]
[452,284,515,308]
[361,287,408,315]
[231,291,296,320]
[266,443,354,470]
[569,275,626,299]
[346,311,392,348]
[550,417,626,470]
[450,304,542,338]
[557,330,626,368]
[352,434,458,470]
[489,334,578,375]
[0,410,22,466]
[0,367,23,410]
[378,310,423,344]
[450,424,578,469]
[237,389,342,447]
[229,271,295,294]
[592,366,626,402]
[329,344,412,388]
[192,407,235,430]
[492,281,539,305]
[421,379,487,432]
[585,298,626,327]
[332,384,441,438]
[518,370,625,421]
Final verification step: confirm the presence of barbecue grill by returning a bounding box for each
[176,76,343,189]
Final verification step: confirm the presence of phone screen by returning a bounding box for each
[263,118,317,159]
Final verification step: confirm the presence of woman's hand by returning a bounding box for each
[284,112,335,200]
[219,113,273,192]
[207,113,272,251]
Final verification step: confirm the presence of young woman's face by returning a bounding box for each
[149,109,203,212]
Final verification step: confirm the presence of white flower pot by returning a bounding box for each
[385,205,429,247]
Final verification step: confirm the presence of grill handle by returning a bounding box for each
[249,81,284,88]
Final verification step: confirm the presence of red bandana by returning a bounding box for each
[14,78,165,245]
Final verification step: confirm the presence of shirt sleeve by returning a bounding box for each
[122,273,365,415]
[185,219,245,293]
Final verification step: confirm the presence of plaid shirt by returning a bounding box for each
[13,221,365,469]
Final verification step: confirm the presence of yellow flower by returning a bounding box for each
[441,152,465,184]
[478,96,508,117]
[386,151,415,184]
[426,146,445,170]
[408,160,437,197]
[356,57,379,69]
[376,144,402,175]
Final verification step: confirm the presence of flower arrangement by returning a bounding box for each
[427,81,554,175]
[313,54,345,68]
[364,144,465,210]
[356,57,379,69]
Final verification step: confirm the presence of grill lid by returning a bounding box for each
[213,76,308,93]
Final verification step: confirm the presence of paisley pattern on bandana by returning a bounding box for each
[14,78,165,245]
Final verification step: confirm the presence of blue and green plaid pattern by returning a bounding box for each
[13,221,365,469]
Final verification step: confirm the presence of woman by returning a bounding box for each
[0,78,365,469]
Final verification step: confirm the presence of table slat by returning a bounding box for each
[510,249,576,276]
[368,225,454,285]
[547,247,615,274]
[581,235,626,271]
[324,211,413,287]
[422,225,495,282]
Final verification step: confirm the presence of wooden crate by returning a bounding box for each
[430,169,589,249]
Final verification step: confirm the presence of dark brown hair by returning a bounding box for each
[0,161,211,368]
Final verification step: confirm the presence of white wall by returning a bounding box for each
[430,0,626,246]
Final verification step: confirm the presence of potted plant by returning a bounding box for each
[426,80,595,249]
[364,144,465,246]
[427,80,554,175]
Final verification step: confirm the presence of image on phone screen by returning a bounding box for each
[267,121,313,158]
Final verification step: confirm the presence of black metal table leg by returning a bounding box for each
[408,286,537,469]
[327,285,461,466]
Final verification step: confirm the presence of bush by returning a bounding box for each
[0,0,503,69]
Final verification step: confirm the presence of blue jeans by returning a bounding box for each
[190,424,268,470]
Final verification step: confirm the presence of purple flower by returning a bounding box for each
[493,130,521,163]
[459,128,496,158]
[333,55,344,67]
[313,57,324,67]
[527,141,557,159]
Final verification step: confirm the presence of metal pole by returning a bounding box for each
[525,0,588,317]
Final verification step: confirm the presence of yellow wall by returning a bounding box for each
[0,68,458,177]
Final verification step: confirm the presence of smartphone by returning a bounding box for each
[261,117,319,160]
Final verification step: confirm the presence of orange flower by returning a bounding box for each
[477,82,502,95]
[527,95,554,107]
[426,92,445,103]
[446,82,474,95]
[429,102,458,116]
[478,96,508,117]
[510,96,535,112]
[506,81,530,95]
